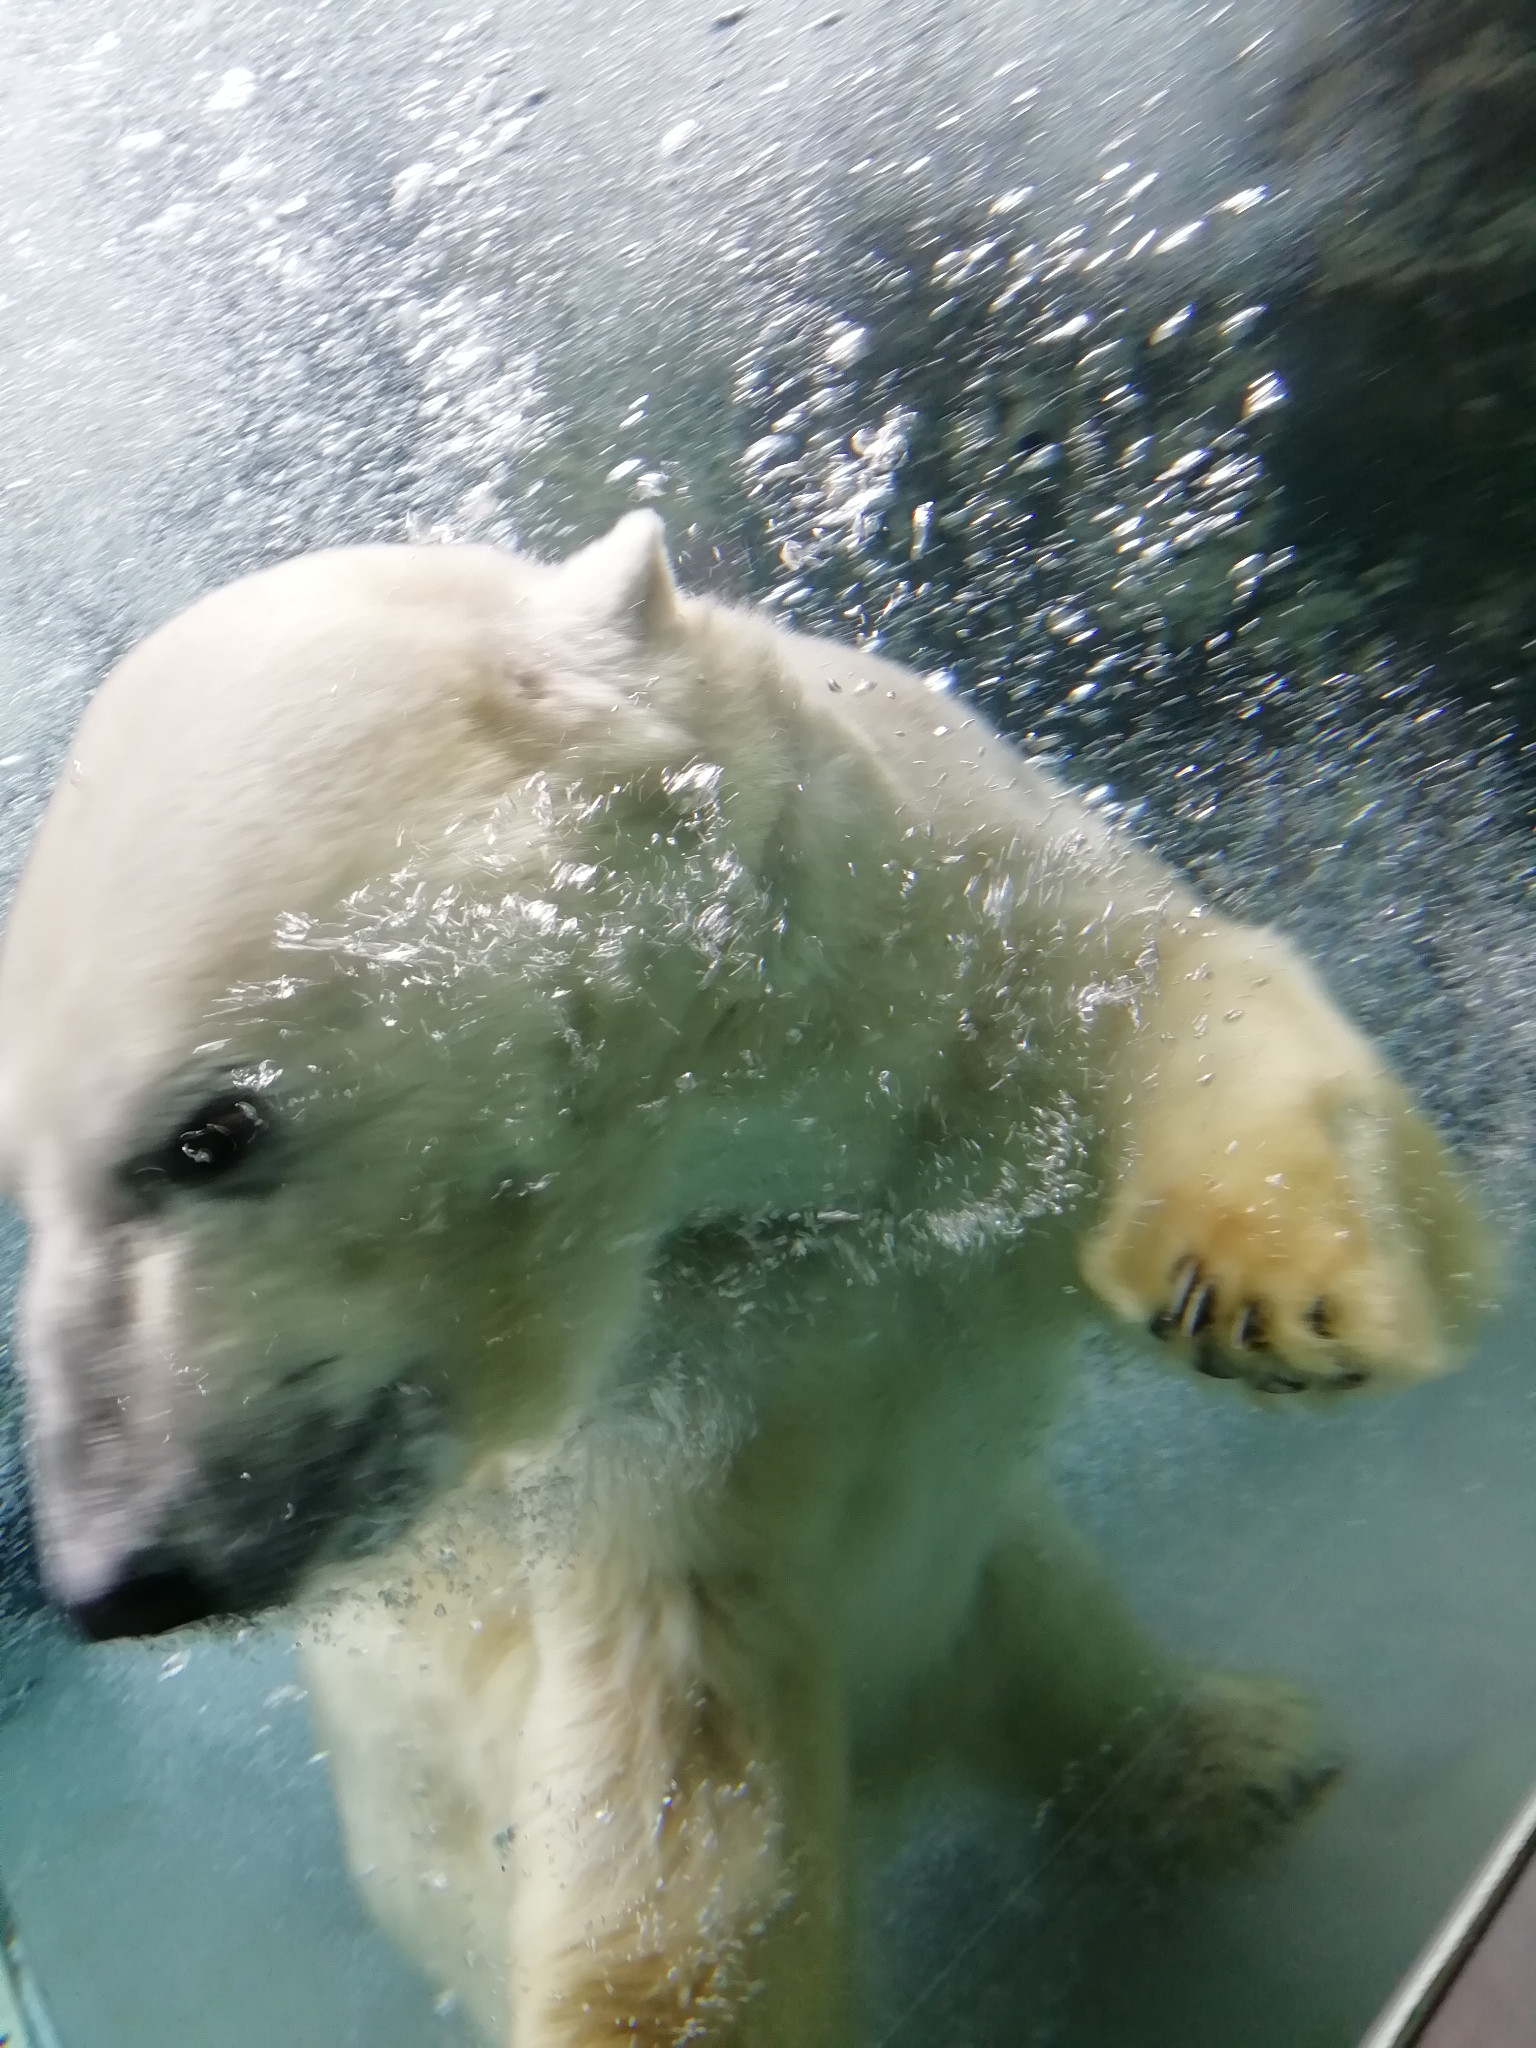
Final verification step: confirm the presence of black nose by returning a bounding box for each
[67,1566,222,1640]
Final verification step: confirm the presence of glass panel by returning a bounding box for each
[0,3,1530,2045]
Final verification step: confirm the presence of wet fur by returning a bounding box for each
[0,514,1490,2043]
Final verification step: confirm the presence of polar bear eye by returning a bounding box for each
[129,1093,269,1192]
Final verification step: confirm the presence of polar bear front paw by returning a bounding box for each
[1081,921,1492,1395]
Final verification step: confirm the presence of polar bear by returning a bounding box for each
[0,513,1488,2043]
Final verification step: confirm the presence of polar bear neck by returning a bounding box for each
[482,589,1197,1239]
[680,590,1188,967]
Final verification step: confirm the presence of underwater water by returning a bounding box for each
[0,0,1533,2041]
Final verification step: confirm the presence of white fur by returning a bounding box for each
[0,513,1489,2042]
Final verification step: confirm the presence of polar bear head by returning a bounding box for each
[0,514,765,1634]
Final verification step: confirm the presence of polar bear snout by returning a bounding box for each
[68,1562,224,1641]
[24,1283,452,1635]
[53,1375,447,1636]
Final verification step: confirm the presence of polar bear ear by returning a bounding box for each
[560,510,680,642]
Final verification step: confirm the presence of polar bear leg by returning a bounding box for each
[508,1572,853,2048]
[301,1562,532,2040]
[930,1492,1338,1872]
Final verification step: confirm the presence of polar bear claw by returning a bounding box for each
[1148,1253,1369,1392]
